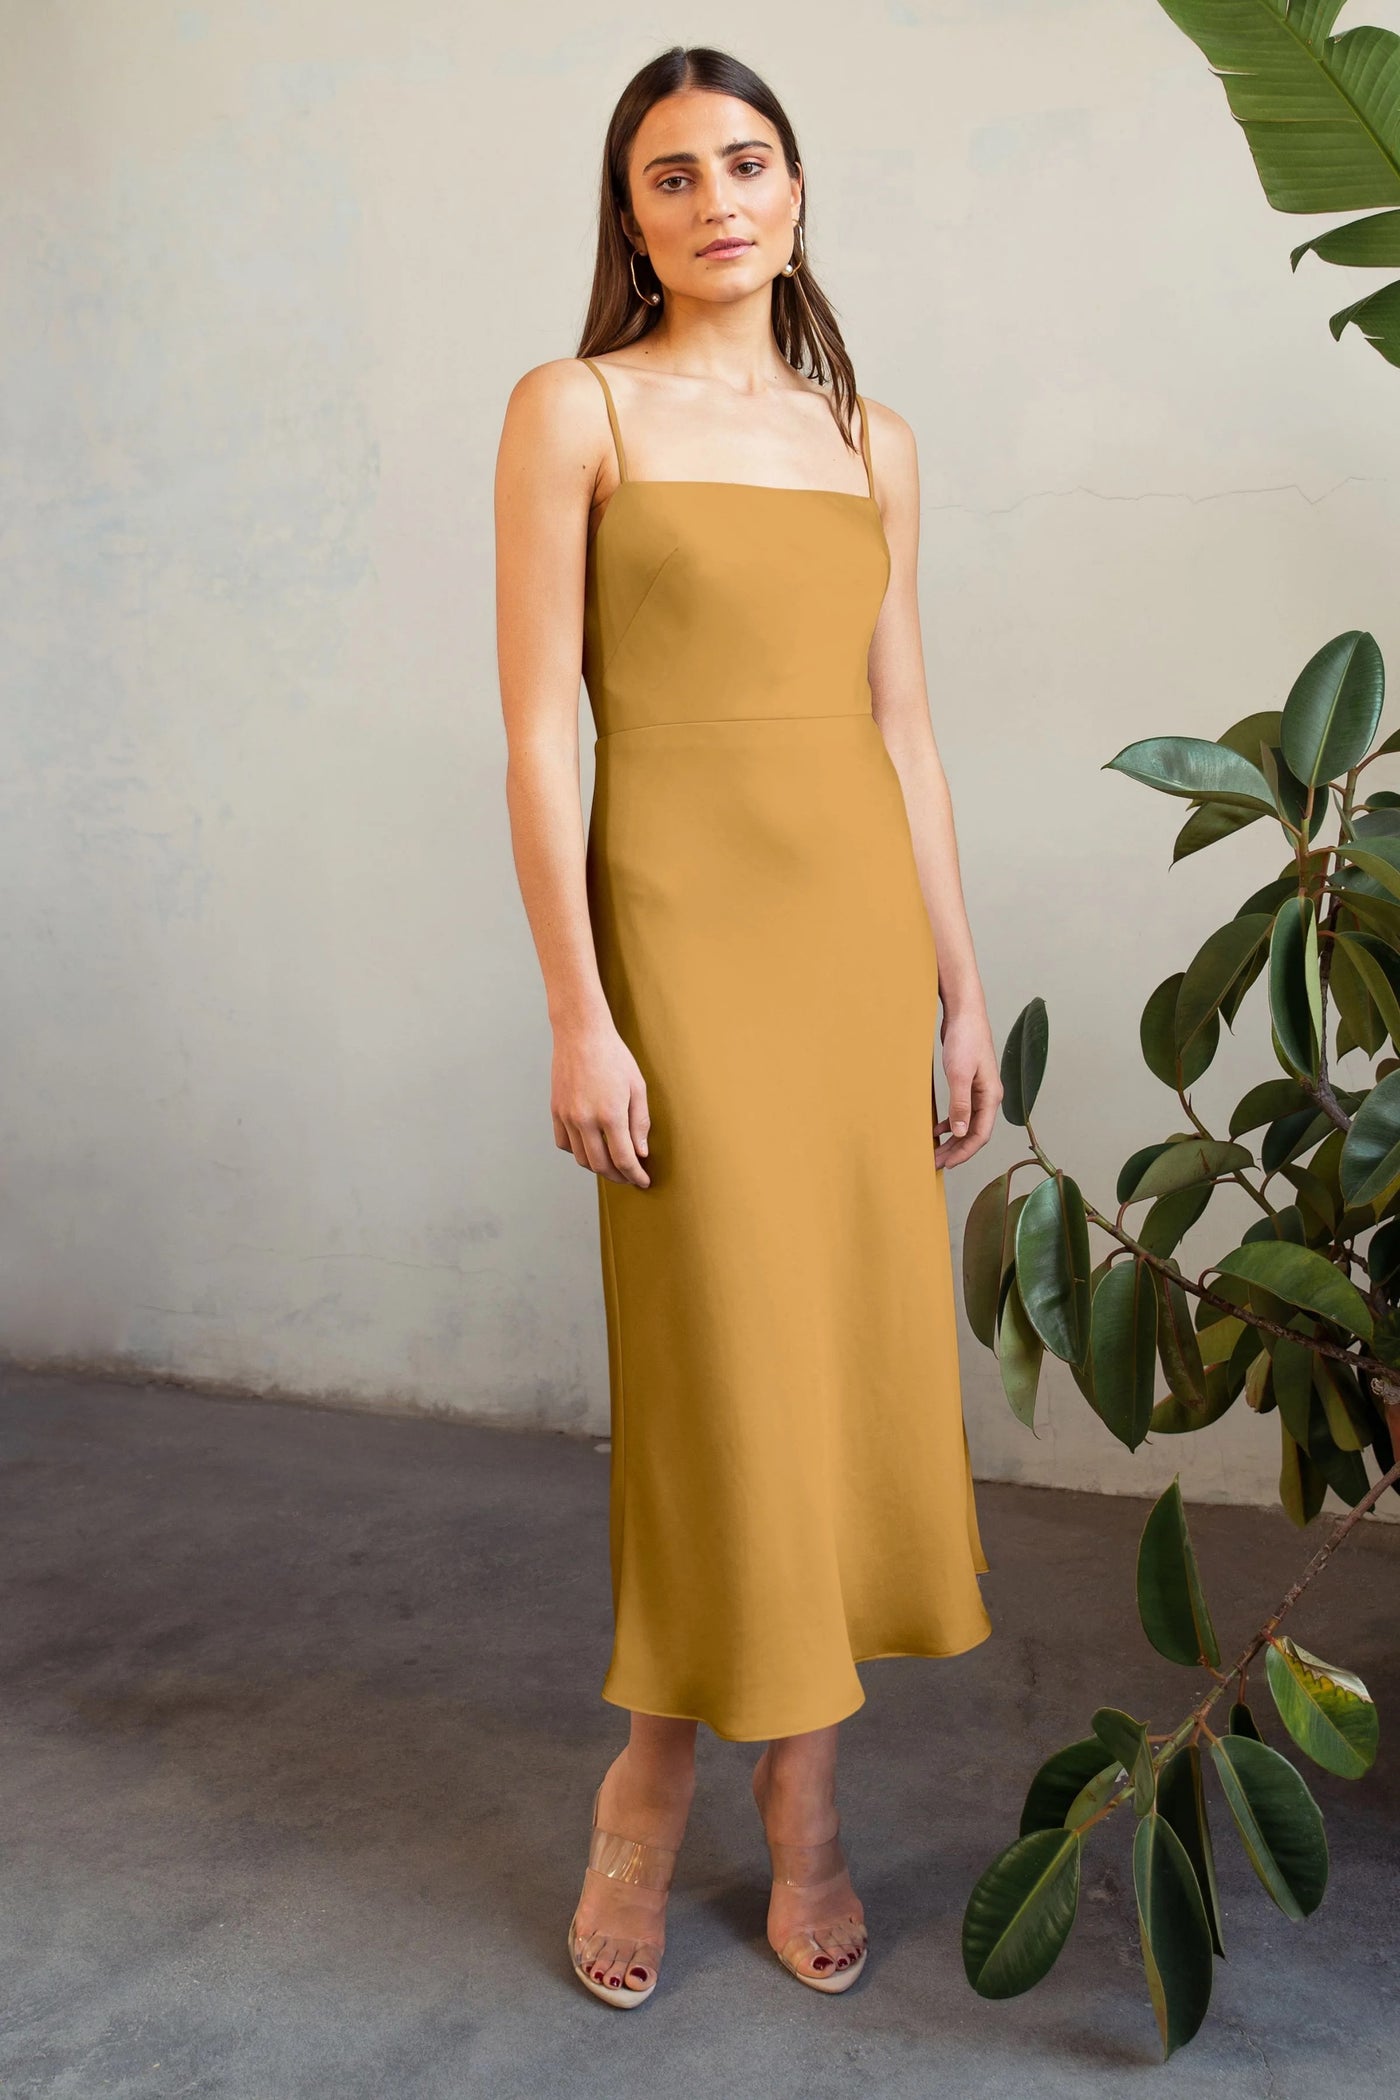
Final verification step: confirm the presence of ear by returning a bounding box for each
[789,159,803,217]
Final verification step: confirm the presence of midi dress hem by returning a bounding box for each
[599,1618,994,1744]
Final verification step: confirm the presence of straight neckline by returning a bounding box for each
[580,358,879,549]
[590,477,880,554]
[613,479,874,501]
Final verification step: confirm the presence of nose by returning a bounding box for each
[697,172,739,218]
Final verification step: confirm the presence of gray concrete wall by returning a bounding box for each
[4,0,1399,1516]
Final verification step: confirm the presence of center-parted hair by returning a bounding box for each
[577,44,862,451]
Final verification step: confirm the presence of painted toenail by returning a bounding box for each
[629,1967,647,1981]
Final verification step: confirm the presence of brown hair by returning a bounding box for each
[576,45,861,451]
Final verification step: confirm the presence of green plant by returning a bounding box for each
[959,634,1400,2054]
[961,1469,1388,2055]
[954,9,1400,2049]
[1154,0,1400,370]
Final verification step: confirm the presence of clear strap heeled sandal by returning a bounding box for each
[764,1825,869,1993]
[567,1781,680,2009]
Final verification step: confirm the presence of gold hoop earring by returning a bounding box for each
[780,221,805,277]
[629,247,662,307]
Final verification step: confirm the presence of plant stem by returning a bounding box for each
[1019,1129,1379,1378]
[1075,1454,1400,1834]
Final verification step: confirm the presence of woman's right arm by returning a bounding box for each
[494,359,651,1189]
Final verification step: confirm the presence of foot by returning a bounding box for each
[751,1744,867,1983]
[571,1745,694,1997]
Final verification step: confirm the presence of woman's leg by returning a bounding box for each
[752,1723,867,1979]
[571,1713,698,1991]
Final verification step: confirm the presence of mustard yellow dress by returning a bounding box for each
[579,356,991,1743]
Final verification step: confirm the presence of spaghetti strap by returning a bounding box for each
[855,393,875,500]
[581,357,629,483]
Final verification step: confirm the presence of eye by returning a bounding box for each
[734,159,766,176]
[656,172,691,192]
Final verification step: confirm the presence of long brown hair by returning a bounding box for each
[576,46,861,451]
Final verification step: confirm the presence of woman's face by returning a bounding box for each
[621,90,801,305]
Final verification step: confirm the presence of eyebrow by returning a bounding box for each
[640,137,775,174]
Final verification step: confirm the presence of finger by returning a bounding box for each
[563,1121,593,1172]
[630,1089,650,1161]
[936,1117,987,1167]
[602,1113,650,1189]
[578,1119,627,1183]
[934,1119,973,1166]
[552,1111,572,1151]
[944,1087,973,1141]
[970,1097,1000,1143]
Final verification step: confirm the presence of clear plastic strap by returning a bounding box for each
[586,1824,678,1890]
[766,1831,846,1888]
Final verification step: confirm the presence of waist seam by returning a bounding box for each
[595,708,875,740]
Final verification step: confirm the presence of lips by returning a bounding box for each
[699,239,753,257]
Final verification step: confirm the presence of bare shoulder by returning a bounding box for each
[497,359,617,506]
[505,352,608,426]
[858,394,916,468]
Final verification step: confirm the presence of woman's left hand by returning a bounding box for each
[934,1004,1003,1169]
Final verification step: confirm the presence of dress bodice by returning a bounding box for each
[578,362,891,740]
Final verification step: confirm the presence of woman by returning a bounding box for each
[495,45,1001,2007]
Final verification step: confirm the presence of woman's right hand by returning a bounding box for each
[551,1019,652,1188]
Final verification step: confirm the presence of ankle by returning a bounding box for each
[622,1735,696,1782]
[753,1752,839,1839]
[756,1750,835,1802]
[604,1744,695,1824]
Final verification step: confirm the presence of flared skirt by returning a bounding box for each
[585,710,991,1742]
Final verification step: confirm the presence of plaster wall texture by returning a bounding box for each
[4,0,1399,1516]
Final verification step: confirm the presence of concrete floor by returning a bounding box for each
[1,1368,1397,2100]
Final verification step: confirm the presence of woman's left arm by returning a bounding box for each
[863,397,1003,1170]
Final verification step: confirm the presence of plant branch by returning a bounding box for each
[1175,1084,1282,1220]
[1076,1453,1400,1835]
[1018,1131,1384,1380]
